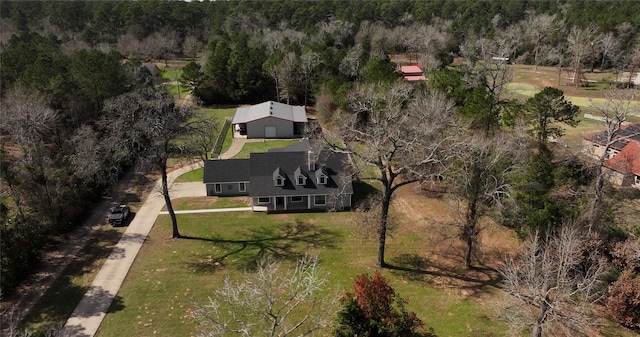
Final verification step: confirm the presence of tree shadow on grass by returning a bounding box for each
[16,227,125,334]
[182,221,341,272]
[387,253,503,296]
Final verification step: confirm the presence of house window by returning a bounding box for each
[635,175,640,185]
[258,197,270,204]
[317,175,327,185]
[291,196,303,203]
[276,177,284,186]
[214,184,222,193]
[239,182,246,192]
[314,195,326,206]
[297,176,305,185]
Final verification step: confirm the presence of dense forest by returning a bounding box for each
[1,0,640,335]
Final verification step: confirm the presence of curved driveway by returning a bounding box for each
[61,139,254,337]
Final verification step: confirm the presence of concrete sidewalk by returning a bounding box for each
[159,207,252,214]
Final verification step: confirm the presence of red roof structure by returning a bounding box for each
[398,64,426,81]
[605,141,640,176]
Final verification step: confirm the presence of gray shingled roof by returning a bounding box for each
[585,122,640,151]
[203,159,250,183]
[232,101,308,124]
[249,147,352,197]
[204,140,353,197]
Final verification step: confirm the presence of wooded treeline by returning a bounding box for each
[1,0,639,333]
[2,0,640,105]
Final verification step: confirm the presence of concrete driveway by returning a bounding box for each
[61,137,259,337]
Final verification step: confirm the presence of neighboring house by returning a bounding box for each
[398,64,426,82]
[232,101,308,139]
[141,63,161,77]
[204,139,353,212]
[583,122,640,189]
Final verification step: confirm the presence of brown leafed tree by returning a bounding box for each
[325,82,457,267]
[606,271,640,329]
[333,272,425,337]
[496,224,607,337]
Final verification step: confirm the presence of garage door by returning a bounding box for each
[264,126,277,138]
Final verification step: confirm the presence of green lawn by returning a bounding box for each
[95,209,506,337]
[175,167,203,183]
[233,140,299,159]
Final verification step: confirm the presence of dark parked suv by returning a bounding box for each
[108,204,130,226]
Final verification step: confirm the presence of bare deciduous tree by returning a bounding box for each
[1,87,57,155]
[496,224,606,337]
[140,30,179,66]
[325,82,457,267]
[316,18,354,49]
[599,32,621,71]
[522,13,564,70]
[116,33,141,59]
[339,44,365,80]
[68,125,117,187]
[182,34,204,59]
[184,115,219,161]
[1,88,59,220]
[103,88,196,238]
[299,51,321,106]
[191,255,336,337]
[448,132,523,268]
[459,33,515,135]
[567,24,600,87]
[278,52,298,104]
[583,90,640,230]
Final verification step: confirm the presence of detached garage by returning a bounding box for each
[232,101,308,139]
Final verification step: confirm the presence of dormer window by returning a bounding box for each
[294,167,306,186]
[316,167,328,185]
[273,167,285,187]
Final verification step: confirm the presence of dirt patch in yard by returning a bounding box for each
[390,183,518,295]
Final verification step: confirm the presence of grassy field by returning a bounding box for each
[233,139,299,159]
[95,199,507,337]
[16,63,640,337]
[507,64,640,111]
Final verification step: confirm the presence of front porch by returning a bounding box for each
[251,195,316,212]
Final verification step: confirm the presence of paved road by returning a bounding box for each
[61,138,254,337]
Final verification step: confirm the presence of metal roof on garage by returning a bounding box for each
[232,101,308,124]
